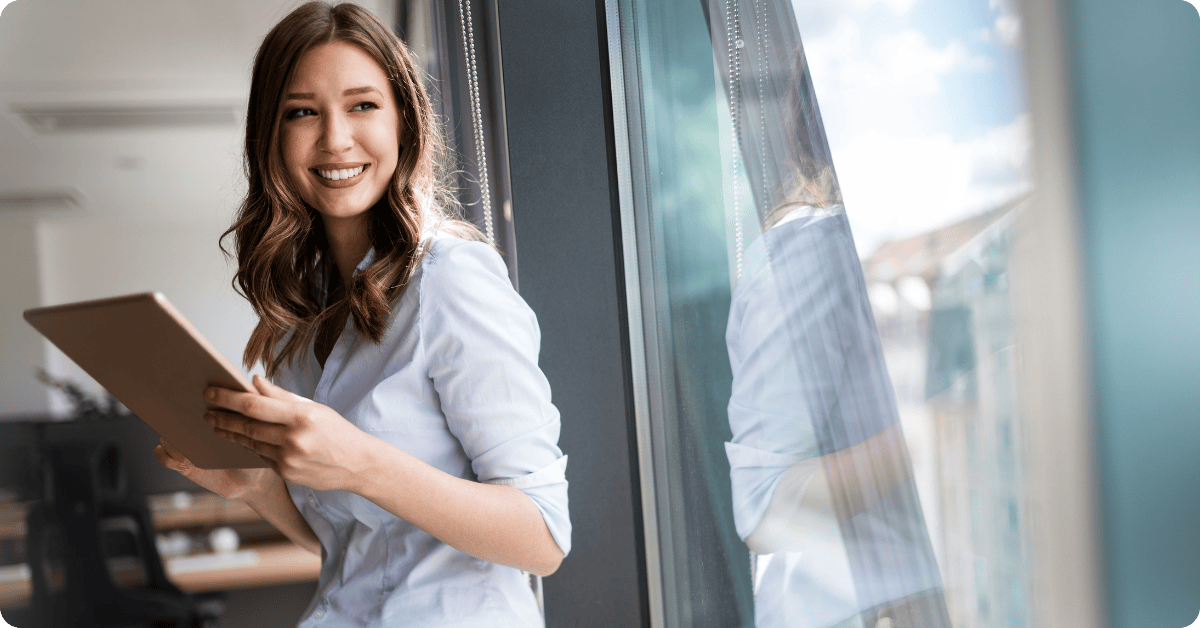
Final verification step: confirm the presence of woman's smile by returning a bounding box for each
[312,163,371,187]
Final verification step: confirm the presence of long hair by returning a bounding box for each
[761,39,842,231]
[223,1,481,377]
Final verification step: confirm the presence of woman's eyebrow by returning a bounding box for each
[342,86,382,97]
[284,86,382,101]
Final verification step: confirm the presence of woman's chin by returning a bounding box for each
[309,189,389,222]
[313,203,373,225]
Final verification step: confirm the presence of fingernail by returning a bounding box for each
[203,412,214,422]
[205,388,216,401]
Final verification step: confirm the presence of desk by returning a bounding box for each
[0,492,320,609]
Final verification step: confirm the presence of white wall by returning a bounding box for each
[0,213,48,416]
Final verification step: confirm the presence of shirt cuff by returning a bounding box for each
[484,456,572,557]
[483,455,568,489]
[726,442,818,539]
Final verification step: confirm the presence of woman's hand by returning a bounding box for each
[154,437,273,501]
[202,375,374,492]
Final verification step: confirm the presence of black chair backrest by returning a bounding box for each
[24,440,196,628]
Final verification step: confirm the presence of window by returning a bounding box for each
[605,0,1034,625]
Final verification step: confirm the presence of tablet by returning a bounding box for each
[24,292,268,469]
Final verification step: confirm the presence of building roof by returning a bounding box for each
[862,197,1024,284]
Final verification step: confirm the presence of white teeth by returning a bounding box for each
[317,165,365,181]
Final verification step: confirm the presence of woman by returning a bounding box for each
[153,3,570,626]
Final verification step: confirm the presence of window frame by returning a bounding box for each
[494,1,652,626]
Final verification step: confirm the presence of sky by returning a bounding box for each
[792,0,1032,256]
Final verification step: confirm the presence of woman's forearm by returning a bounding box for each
[349,436,563,577]
[744,421,913,554]
[820,420,913,519]
[241,471,322,556]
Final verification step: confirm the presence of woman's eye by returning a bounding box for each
[351,101,379,112]
[285,108,316,120]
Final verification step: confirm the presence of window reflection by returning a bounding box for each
[728,203,951,627]
[609,0,1033,624]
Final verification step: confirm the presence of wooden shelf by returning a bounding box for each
[0,503,27,542]
[147,491,262,531]
[1,491,261,541]
[0,541,320,609]
[170,541,320,593]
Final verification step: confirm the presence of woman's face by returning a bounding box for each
[278,41,401,226]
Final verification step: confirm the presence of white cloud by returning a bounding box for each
[987,0,1023,47]
[863,0,919,16]
[806,24,990,101]
[877,30,992,91]
[791,0,917,38]
[836,115,1031,254]
[994,14,1021,46]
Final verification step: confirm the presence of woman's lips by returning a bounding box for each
[311,163,370,188]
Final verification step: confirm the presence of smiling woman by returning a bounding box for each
[223,0,467,376]
[152,3,571,627]
[278,42,400,271]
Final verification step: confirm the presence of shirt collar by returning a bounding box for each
[354,247,377,276]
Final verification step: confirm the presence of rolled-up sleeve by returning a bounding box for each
[420,237,571,557]
[725,236,822,540]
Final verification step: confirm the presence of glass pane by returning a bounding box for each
[608,0,1034,626]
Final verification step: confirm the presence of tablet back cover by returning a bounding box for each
[24,292,267,469]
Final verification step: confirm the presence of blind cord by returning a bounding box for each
[728,0,744,281]
[458,0,494,244]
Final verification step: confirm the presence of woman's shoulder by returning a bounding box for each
[418,231,509,296]
[414,231,533,340]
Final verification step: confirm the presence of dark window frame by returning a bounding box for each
[494,1,650,626]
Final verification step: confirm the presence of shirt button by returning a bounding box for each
[312,608,325,619]
[308,495,317,506]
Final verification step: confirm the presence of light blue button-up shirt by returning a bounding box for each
[726,208,943,627]
[274,233,570,628]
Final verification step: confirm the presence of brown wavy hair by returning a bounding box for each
[762,40,842,231]
[223,1,481,377]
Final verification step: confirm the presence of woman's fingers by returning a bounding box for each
[155,438,192,473]
[253,374,311,403]
[159,436,190,460]
[205,385,293,423]
[153,444,176,469]
[205,409,287,445]
[214,427,282,461]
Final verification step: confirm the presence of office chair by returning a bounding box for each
[23,440,221,628]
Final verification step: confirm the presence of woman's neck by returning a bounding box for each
[321,213,372,287]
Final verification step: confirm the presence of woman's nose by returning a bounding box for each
[318,112,354,154]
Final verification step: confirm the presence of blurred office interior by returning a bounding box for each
[0,0,1196,627]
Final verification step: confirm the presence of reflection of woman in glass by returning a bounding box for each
[153,4,569,626]
[724,41,949,628]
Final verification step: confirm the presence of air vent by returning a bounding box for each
[11,102,240,133]
[0,189,82,211]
